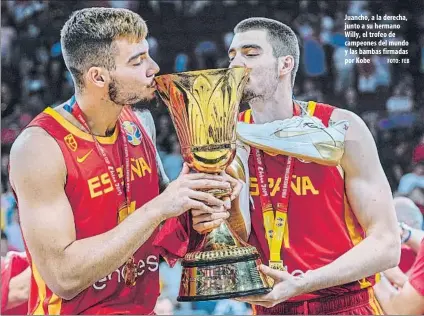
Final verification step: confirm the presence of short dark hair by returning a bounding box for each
[1,230,7,240]
[61,7,148,90]
[234,17,300,87]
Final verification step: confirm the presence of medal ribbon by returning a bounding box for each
[65,96,136,285]
[243,106,299,270]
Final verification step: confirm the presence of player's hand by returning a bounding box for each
[191,171,242,234]
[220,170,243,201]
[154,163,231,220]
[192,196,231,234]
[235,265,304,308]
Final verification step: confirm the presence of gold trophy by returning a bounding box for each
[155,68,272,301]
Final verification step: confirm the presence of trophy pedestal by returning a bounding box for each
[177,246,272,301]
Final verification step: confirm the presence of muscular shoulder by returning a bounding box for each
[11,127,59,158]
[330,108,381,175]
[10,127,66,190]
[330,108,359,120]
[330,108,369,142]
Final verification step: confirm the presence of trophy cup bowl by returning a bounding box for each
[155,68,272,301]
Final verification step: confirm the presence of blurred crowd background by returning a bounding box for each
[1,0,424,314]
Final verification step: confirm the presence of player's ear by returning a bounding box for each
[86,67,110,88]
[278,55,294,78]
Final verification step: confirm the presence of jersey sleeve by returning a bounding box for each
[153,213,206,267]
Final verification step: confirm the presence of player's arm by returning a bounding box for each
[374,275,424,315]
[382,266,408,289]
[6,267,30,310]
[10,128,229,300]
[297,109,400,292]
[235,110,401,307]
[401,225,424,253]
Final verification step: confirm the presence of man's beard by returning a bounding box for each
[132,96,158,110]
[240,88,259,104]
[241,64,279,105]
[108,77,150,106]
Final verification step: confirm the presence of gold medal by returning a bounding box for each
[124,256,137,286]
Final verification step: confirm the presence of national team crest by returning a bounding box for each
[122,121,142,146]
[64,134,78,151]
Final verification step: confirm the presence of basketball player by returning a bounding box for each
[374,239,424,314]
[8,8,238,314]
[209,17,400,315]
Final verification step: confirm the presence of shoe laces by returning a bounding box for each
[273,116,326,133]
[273,116,338,145]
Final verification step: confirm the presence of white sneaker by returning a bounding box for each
[237,116,349,166]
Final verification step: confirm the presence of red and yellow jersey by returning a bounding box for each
[239,101,377,302]
[20,105,161,314]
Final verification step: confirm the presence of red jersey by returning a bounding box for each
[399,245,416,273]
[409,240,424,296]
[19,104,162,314]
[239,101,377,303]
[1,252,29,315]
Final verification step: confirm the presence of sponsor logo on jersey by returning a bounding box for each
[76,149,93,163]
[93,255,159,290]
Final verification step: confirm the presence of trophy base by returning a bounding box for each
[178,287,271,302]
[177,246,272,302]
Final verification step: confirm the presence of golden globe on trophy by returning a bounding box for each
[155,68,272,301]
